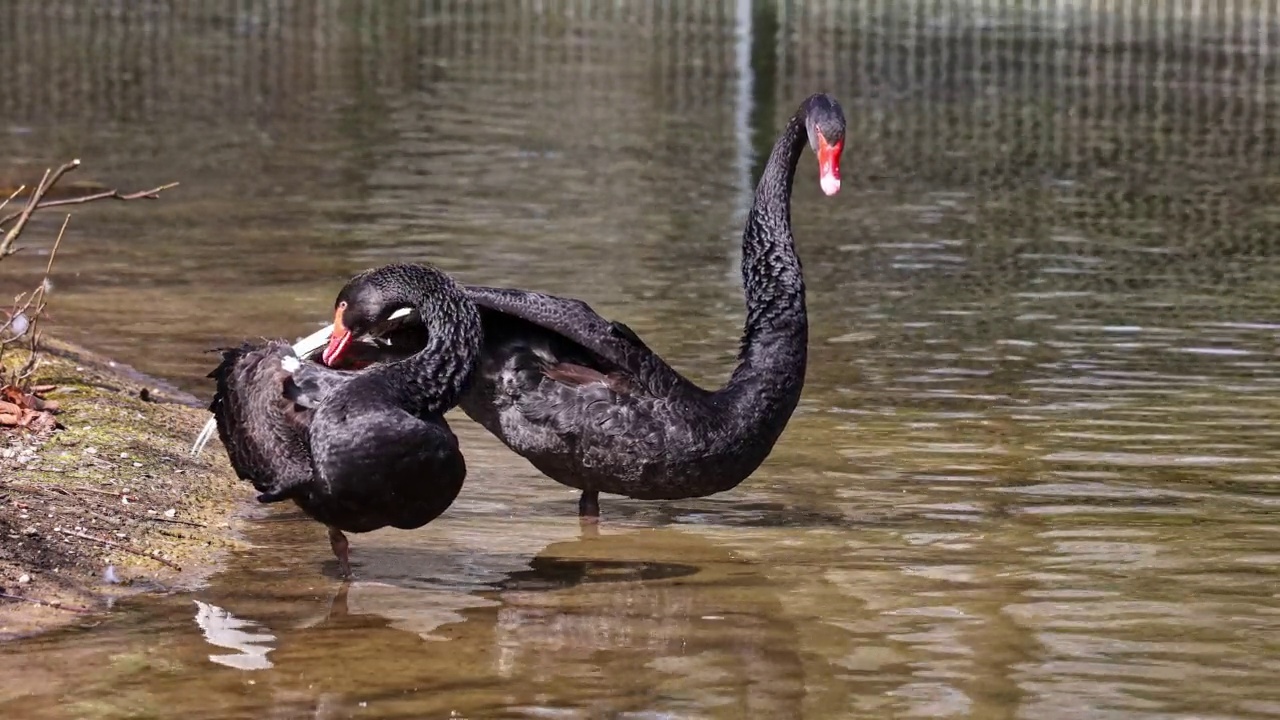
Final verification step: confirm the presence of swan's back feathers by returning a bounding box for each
[283,359,353,410]
[207,341,315,503]
[463,284,684,395]
[540,362,635,395]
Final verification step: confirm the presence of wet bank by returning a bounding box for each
[0,336,250,640]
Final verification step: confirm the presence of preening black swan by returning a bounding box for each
[198,263,481,576]
[325,93,845,520]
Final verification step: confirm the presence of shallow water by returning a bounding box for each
[2,1,1280,718]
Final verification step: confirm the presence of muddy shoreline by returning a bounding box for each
[0,336,250,640]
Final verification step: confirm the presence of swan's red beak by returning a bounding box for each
[321,303,351,367]
[817,134,843,196]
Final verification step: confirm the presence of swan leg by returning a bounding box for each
[578,490,600,523]
[328,526,352,578]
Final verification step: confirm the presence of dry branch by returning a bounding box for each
[0,159,177,405]
[56,527,182,571]
[0,182,179,235]
[0,159,178,257]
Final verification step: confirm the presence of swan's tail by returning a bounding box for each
[190,323,336,456]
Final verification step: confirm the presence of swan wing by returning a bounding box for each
[206,341,316,502]
[463,284,679,392]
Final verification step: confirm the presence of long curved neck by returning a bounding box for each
[719,110,809,415]
[371,284,482,419]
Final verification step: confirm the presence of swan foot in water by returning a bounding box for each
[328,526,352,578]
[578,490,600,523]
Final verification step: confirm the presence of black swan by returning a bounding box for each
[330,93,843,519]
[197,263,481,576]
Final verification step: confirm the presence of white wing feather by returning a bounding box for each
[190,323,337,456]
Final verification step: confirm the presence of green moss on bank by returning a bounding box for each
[0,337,250,639]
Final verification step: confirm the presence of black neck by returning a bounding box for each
[367,269,482,418]
[727,109,809,392]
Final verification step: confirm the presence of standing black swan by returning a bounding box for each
[198,263,481,576]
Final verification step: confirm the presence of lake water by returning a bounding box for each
[1,1,1278,718]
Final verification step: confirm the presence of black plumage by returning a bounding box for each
[206,263,482,576]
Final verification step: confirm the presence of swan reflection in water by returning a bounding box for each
[190,526,805,719]
[192,600,277,671]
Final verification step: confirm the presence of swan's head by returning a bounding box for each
[323,301,418,366]
[802,94,846,196]
[322,265,435,366]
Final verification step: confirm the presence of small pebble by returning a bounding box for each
[22,526,36,536]
[17,574,30,584]
[164,509,176,518]
[85,447,97,455]
[133,462,142,468]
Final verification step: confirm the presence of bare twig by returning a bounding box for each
[72,485,125,498]
[56,527,182,571]
[0,164,61,258]
[43,213,69,276]
[9,213,71,383]
[0,183,178,230]
[0,591,92,614]
[0,186,24,215]
[144,516,206,528]
[0,159,175,398]
[0,159,178,257]
[1,213,71,384]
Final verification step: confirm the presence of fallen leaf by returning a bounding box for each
[0,385,61,415]
[0,400,22,426]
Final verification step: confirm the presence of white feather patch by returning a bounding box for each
[292,324,335,361]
